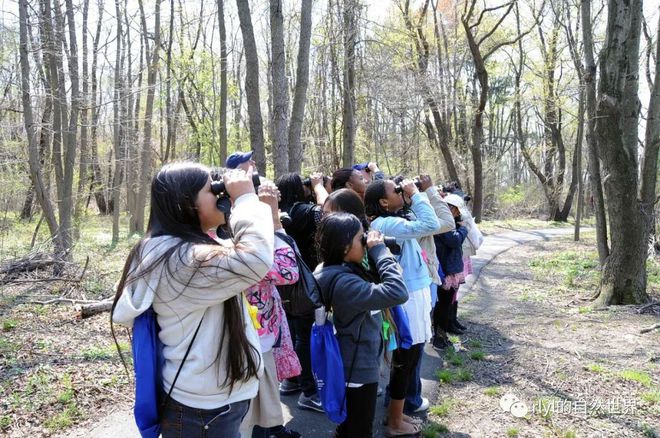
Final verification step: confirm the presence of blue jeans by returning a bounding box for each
[161,397,250,438]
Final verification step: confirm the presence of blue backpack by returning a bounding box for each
[132,307,202,438]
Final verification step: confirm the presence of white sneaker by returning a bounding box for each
[414,397,430,412]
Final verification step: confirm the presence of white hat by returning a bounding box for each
[444,194,465,208]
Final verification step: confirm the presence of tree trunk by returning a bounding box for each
[133,0,161,234]
[341,0,357,167]
[594,0,649,305]
[287,0,313,173]
[19,0,60,252]
[270,0,289,177]
[89,0,108,214]
[217,0,228,164]
[235,0,266,173]
[111,0,123,244]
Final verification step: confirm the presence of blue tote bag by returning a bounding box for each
[132,308,163,438]
[310,320,347,424]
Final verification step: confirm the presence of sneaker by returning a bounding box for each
[279,379,302,395]
[413,397,430,413]
[432,335,451,350]
[269,425,301,438]
[297,392,324,413]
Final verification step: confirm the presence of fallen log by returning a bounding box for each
[78,298,113,319]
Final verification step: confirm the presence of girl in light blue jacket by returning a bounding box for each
[365,178,439,436]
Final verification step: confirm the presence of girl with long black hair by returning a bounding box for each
[314,213,408,437]
[112,162,274,437]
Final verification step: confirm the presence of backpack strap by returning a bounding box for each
[160,313,205,411]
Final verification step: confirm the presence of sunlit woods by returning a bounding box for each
[3,0,660,303]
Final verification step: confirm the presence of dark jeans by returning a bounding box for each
[335,383,379,438]
[287,315,317,396]
[161,397,250,438]
[388,344,423,400]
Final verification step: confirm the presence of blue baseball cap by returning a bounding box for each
[352,162,369,171]
[226,150,254,169]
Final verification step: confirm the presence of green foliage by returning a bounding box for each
[81,346,113,361]
[455,368,473,382]
[584,363,606,374]
[484,386,501,397]
[436,369,455,384]
[2,319,17,332]
[429,399,455,417]
[506,427,520,437]
[529,249,599,288]
[498,185,525,206]
[422,421,449,437]
[0,415,11,429]
[641,390,660,405]
[470,350,485,361]
[641,422,659,438]
[618,369,652,387]
[44,404,81,432]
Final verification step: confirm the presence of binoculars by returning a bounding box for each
[210,174,261,198]
[361,233,400,255]
[211,174,261,213]
[394,178,423,194]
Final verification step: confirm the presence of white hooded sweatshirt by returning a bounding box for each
[112,193,274,409]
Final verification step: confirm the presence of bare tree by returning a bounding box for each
[236,0,266,172]
[270,0,289,176]
[592,0,656,305]
[18,0,60,255]
[217,0,228,164]
[581,0,608,264]
[342,0,358,167]
[288,0,313,173]
[133,0,161,234]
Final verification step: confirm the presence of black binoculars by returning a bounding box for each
[361,233,400,255]
[394,178,423,194]
[210,174,261,197]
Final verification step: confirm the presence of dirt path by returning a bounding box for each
[431,234,660,437]
[58,228,660,438]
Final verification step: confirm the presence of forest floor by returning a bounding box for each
[0,218,658,437]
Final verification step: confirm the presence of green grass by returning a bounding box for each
[2,319,17,332]
[619,369,652,387]
[506,427,520,437]
[446,351,465,366]
[467,339,483,349]
[641,390,660,405]
[585,363,606,373]
[455,368,473,381]
[81,346,113,361]
[529,249,599,288]
[470,350,485,361]
[56,374,75,404]
[641,422,659,438]
[422,421,449,437]
[436,369,455,384]
[429,399,455,417]
[484,386,501,397]
[563,431,577,438]
[0,415,11,429]
[44,404,82,432]
[436,367,473,384]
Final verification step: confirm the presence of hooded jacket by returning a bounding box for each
[112,193,274,409]
[314,244,408,384]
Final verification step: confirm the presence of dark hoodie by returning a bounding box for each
[313,244,408,384]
